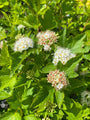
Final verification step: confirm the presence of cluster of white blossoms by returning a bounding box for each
[81,90,90,107]
[14,37,34,52]
[47,70,68,90]
[52,47,76,65]
[37,30,58,51]
[17,24,25,30]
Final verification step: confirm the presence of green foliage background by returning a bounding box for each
[0,0,90,120]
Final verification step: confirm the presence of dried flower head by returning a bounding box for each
[37,30,58,51]
[81,90,90,107]
[52,47,76,65]
[14,37,34,52]
[47,70,68,90]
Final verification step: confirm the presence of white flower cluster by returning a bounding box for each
[37,30,58,51]
[14,37,34,52]
[17,24,25,30]
[81,90,90,107]
[47,70,68,90]
[52,47,76,65]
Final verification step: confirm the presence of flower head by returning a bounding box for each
[81,90,90,107]
[37,30,58,51]
[14,37,34,52]
[52,47,76,65]
[17,24,25,30]
[47,70,68,90]
[44,44,51,51]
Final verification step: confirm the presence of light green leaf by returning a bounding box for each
[0,75,16,91]
[0,112,21,120]
[42,63,56,73]
[86,30,90,42]
[66,113,77,120]
[34,69,40,77]
[55,91,64,109]
[0,27,7,41]
[71,34,86,53]
[24,115,38,120]
[0,90,13,100]
[65,56,83,78]
[0,42,11,66]
[84,54,90,60]
[1,11,11,26]
[82,108,90,117]
[47,88,55,103]
[0,1,9,8]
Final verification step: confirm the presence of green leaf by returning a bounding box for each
[0,27,7,41]
[0,75,16,91]
[30,88,48,108]
[0,112,21,120]
[0,1,9,8]
[55,91,64,109]
[69,78,85,89]
[39,9,56,30]
[40,0,46,4]
[86,30,90,42]
[47,88,55,103]
[11,49,35,76]
[8,99,21,110]
[65,56,83,78]
[42,63,56,73]
[1,11,11,26]
[82,108,90,117]
[23,14,40,30]
[34,69,40,77]
[24,115,38,120]
[66,113,80,120]
[0,42,11,66]
[84,54,90,60]
[0,90,13,100]
[71,34,86,53]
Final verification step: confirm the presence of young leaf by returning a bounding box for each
[24,115,39,120]
[55,91,64,109]
[65,56,83,78]
[0,75,16,91]
[84,54,90,60]
[0,42,11,66]
[0,27,7,41]
[42,63,56,73]
[0,112,21,120]
[0,90,13,100]
[71,34,86,53]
